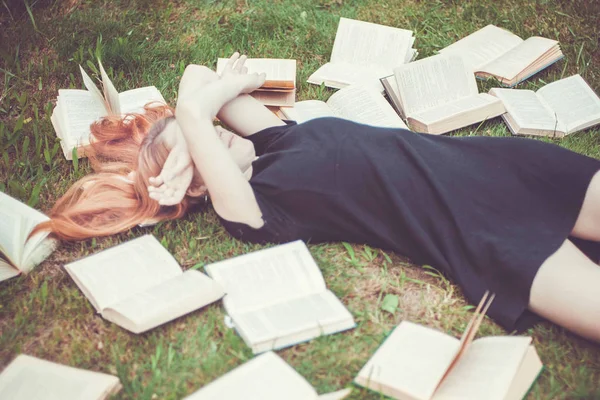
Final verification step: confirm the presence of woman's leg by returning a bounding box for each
[571,170,600,241]
[529,239,600,342]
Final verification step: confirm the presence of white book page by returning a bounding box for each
[98,60,121,115]
[394,54,478,117]
[183,352,317,400]
[318,388,352,400]
[0,355,120,400]
[119,86,166,114]
[439,25,523,71]
[281,100,335,123]
[433,336,532,400]
[102,270,224,333]
[57,89,106,146]
[411,93,502,125]
[205,241,326,314]
[0,258,20,282]
[355,321,460,400]
[327,85,408,129]
[537,75,600,133]
[307,62,388,91]
[64,235,183,312]
[489,88,561,131]
[216,58,296,84]
[79,66,107,108]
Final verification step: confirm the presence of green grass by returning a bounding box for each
[1,0,600,398]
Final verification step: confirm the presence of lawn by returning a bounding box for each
[1,0,599,398]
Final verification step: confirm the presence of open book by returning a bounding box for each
[489,74,600,138]
[0,354,121,400]
[354,293,543,400]
[439,24,563,87]
[388,54,506,134]
[184,352,351,400]
[308,17,417,90]
[51,60,166,160]
[0,191,57,282]
[64,235,224,334]
[205,240,356,354]
[280,85,408,129]
[216,58,296,106]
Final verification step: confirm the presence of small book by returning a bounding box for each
[216,58,296,107]
[489,74,600,138]
[184,351,351,400]
[280,84,409,129]
[64,234,225,334]
[389,53,506,134]
[51,60,166,160]
[205,240,356,354]
[354,293,543,400]
[0,191,57,282]
[0,354,121,400]
[439,24,563,87]
[308,17,417,90]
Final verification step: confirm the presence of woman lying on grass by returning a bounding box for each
[35,53,600,343]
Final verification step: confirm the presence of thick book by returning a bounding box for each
[439,24,563,87]
[388,54,506,134]
[216,57,296,107]
[489,74,600,138]
[307,17,417,90]
[205,240,356,354]
[280,84,408,129]
[51,60,166,160]
[184,351,351,400]
[64,234,225,334]
[0,354,121,400]
[0,191,57,282]
[354,294,543,400]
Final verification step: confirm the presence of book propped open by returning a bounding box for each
[0,354,121,400]
[51,60,166,160]
[184,351,352,400]
[64,234,225,334]
[439,24,563,87]
[308,17,417,90]
[205,240,356,354]
[388,54,506,134]
[216,58,296,107]
[489,74,600,138]
[0,191,57,282]
[280,85,408,129]
[354,293,543,400]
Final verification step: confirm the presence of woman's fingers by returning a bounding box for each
[224,52,240,72]
[234,55,247,72]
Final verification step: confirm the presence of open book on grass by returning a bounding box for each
[489,74,600,138]
[389,54,505,134]
[355,293,543,400]
[184,352,351,400]
[0,191,57,282]
[439,24,563,87]
[308,17,417,90]
[65,235,224,334]
[205,240,356,354]
[51,60,165,160]
[280,85,408,129]
[217,57,296,106]
[0,354,121,400]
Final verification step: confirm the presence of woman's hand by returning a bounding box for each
[148,143,195,206]
[219,52,266,94]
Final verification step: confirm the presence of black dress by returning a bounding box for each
[219,117,600,331]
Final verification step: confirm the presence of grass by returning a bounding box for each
[1,0,600,398]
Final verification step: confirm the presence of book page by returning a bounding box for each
[410,93,502,125]
[183,352,317,400]
[489,88,561,132]
[354,321,460,400]
[79,66,107,109]
[307,62,388,91]
[394,54,478,117]
[439,25,523,71]
[64,235,183,312]
[280,100,335,123]
[537,74,600,133]
[205,241,326,314]
[98,60,121,115]
[503,346,544,400]
[102,270,224,333]
[0,354,121,400]
[119,86,167,114]
[0,258,20,282]
[318,388,352,400]
[57,89,106,146]
[216,58,296,86]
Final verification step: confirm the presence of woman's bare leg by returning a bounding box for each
[571,170,600,241]
[529,239,600,342]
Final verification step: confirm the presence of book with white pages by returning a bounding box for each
[280,84,409,129]
[205,240,356,354]
[0,354,121,400]
[489,74,600,138]
[64,234,224,334]
[184,351,352,400]
[308,17,417,90]
[0,191,57,282]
